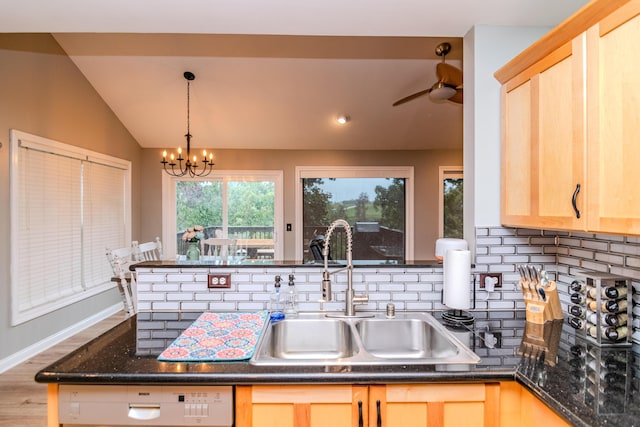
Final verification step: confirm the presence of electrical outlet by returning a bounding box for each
[479,273,502,288]
[208,274,231,288]
[480,331,502,349]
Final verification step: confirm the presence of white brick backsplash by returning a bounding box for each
[490,246,516,255]
[207,302,237,311]
[135,225,640,340]
[393,273,419,282]
[151,284,179,292]
[180,283,208,292]
[166,273,197,282]
[195,293,223,301]
[582,239,610,251]
[364,273,391,282]
[153,302,180,310]
[392,292,419,301]
[180,302,207,310]
[139,292,165,301]
[475,226,640,344]
[167,293,193,301]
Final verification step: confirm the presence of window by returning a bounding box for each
[439,167,463,238]
[295,166,414,262]
[162,171,283,259]
[10,130,131,325]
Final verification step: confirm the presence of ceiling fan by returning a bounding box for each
[392,42,463,106]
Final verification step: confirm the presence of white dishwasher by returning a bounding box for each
[58,385,233,426]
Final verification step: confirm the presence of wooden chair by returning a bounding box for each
[133,237,163,261]
[200,238,238,261]
[111,254,136,316]
[105,247,136,316]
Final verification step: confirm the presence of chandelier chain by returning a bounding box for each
[161,71,214,178]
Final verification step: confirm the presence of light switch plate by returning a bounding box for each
[208,274,231,288]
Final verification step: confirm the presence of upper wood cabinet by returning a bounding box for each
[495,0,640,235]
[585,3,640,234]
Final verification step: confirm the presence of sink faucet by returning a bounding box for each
[321,219,368,316]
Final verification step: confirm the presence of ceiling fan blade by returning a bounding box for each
[436,62,463,88]
[392,88,432,106]
[449,89,463,104]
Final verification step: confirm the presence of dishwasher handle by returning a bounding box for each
[128,404,161,420]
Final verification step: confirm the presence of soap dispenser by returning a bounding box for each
[284,274,298,318]
[269,275,285,322]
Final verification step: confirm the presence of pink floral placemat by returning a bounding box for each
[158,311,268,362]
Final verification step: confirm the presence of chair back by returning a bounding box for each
[200,238,237,259]
[133,237,163,261]
[105,247,137,316]
[111,254,136,316]
[106,246,134,275]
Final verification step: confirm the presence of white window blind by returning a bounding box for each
[10,130,131,325]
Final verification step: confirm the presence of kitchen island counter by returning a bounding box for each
[131,259,445,268]
[36,310,640,426]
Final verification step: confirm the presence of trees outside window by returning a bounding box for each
[301,173,410,263]
[162,171,283,259]
[439,167,463,239]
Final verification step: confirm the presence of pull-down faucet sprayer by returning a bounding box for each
[321,219,368,316]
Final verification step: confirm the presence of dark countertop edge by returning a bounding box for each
[131,260,445,270]
[35,369,517,385]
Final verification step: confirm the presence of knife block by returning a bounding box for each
[522,280,564,324]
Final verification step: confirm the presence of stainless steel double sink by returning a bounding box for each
[250,312,480,366]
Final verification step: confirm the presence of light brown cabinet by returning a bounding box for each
[235,385,368,427]
[496,0,640,235]
[369,383,499,427]
[500,381,571,427]
[236,383,505,427]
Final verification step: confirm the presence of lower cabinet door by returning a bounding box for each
[370,383,500,427]
[236,384,368,427]
[369,383,500,427]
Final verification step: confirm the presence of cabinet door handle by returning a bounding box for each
[376,399,382,427]
[358,401,363,427]
[572,183,581,219]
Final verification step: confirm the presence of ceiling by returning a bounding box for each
[2,0,589,152]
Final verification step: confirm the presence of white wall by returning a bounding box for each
[463,25,553,254]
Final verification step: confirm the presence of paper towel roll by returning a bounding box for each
[435,238,468,261]
[443,249,471,310]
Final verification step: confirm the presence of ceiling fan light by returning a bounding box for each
[429,82,457,100]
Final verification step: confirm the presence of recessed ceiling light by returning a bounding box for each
[336,114,351,125]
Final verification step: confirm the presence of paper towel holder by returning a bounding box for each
[442,309,474,326]
[440,244,474,327]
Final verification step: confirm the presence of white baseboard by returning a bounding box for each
[0,303,123,374]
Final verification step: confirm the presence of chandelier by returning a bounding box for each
[161,71,215,177]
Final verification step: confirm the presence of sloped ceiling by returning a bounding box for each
[2,0,589,151]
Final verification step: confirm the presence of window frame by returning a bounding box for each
[438,166,464,238]
[294,166,414,260]
[10,129,131,325]
[161,170,284,259]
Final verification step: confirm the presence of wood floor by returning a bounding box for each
[0,311,127,427]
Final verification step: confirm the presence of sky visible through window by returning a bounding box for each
[316,178,391,202]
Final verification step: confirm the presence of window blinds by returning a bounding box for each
[10,130,131,325]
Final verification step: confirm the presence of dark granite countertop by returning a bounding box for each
[36,310,640,426]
